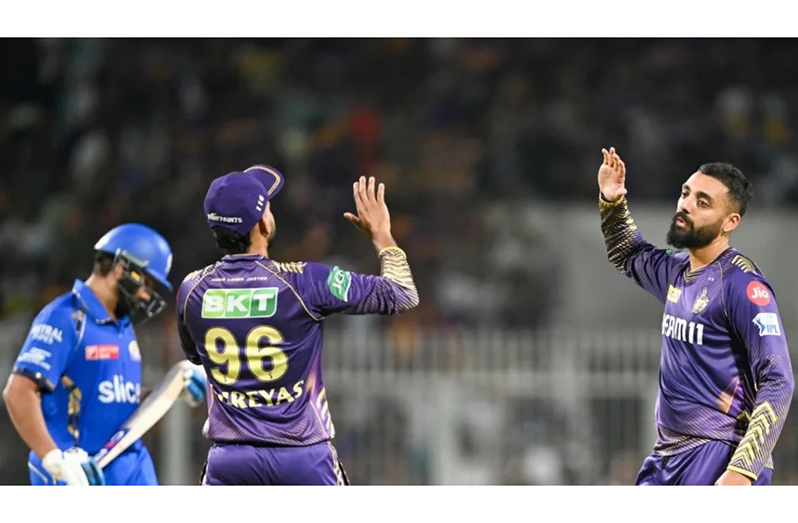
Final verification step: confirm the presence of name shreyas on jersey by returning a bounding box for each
[662,313,705,345]
[206,213,243,224]
[201,287,278,318]
[214,380,305,409]
[753,313,781,337]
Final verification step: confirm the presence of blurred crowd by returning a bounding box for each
[2,38,798,333]
[4,39,798,485]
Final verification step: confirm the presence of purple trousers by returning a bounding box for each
[635,440,772,485]
[201,441,348,485]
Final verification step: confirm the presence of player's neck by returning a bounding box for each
[85,274,120,320]
[246,236,270,258]
[688,237,731,272]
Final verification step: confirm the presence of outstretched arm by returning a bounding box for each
[305,176,419,316]
[598,147,683,303]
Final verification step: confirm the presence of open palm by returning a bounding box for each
[598,147,628,202]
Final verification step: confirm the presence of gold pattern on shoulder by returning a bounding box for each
[274,261,307,274]
[187,263,218,282]
[731,254,758,274]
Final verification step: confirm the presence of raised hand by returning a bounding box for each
[598,147,628,202]
[343,176,396,251]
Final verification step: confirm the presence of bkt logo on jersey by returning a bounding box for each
[98,375,141,404]
[753,313,781,337]
[201,287,278,319]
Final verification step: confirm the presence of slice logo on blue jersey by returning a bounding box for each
[98,375,141,404]
[201,287,278,318]
[667,285,682,303]
[753,313,781,337]
[327,266,352,301]
[692,286,710,315]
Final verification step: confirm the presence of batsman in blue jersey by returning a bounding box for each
[598,147,795,485]
[3,224,206,485]
[176,165,419,485]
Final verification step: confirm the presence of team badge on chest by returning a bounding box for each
[692,286,710,315]
[128,341,142,361]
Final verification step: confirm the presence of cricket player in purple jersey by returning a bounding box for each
[176,165,419,485]
[598,147,795,485]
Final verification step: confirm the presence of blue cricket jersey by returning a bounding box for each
[12,280,149,482]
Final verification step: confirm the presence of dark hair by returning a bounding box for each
[698,162,753,217]
[93,251,116,276]
[212,227,252,255]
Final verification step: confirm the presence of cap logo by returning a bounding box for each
[207,213,243,224]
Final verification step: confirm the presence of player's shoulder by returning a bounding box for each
[720,250,776,300]
[663,248,689,277]
[721,250,767,282]
[270,259,355,293]
[268,259,333,285]
[667,249,690,265]
[28,290,81,339]
[36,290,79,322]
[270,259,355,308]
[179,263,221,289]
[271,260,311,275]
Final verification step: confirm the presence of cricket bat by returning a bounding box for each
[93,360,201,469]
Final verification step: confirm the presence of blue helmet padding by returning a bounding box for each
[94,223,173,291]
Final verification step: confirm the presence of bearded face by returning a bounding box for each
[666,210,724,250]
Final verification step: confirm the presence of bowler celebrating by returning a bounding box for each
[598,147,794,485]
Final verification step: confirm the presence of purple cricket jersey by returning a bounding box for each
[601,195,794,481]
[176,248,418,447]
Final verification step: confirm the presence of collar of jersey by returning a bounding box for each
[71,279,127,326]
[683,246,736,281]
[222,253,268,262]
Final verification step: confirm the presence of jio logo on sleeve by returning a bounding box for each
[746,281,771,306]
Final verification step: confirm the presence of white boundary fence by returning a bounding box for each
[2,326,798,484]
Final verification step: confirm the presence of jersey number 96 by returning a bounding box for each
[204,326,287,385]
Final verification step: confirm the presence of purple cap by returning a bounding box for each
[203,164,285,236]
